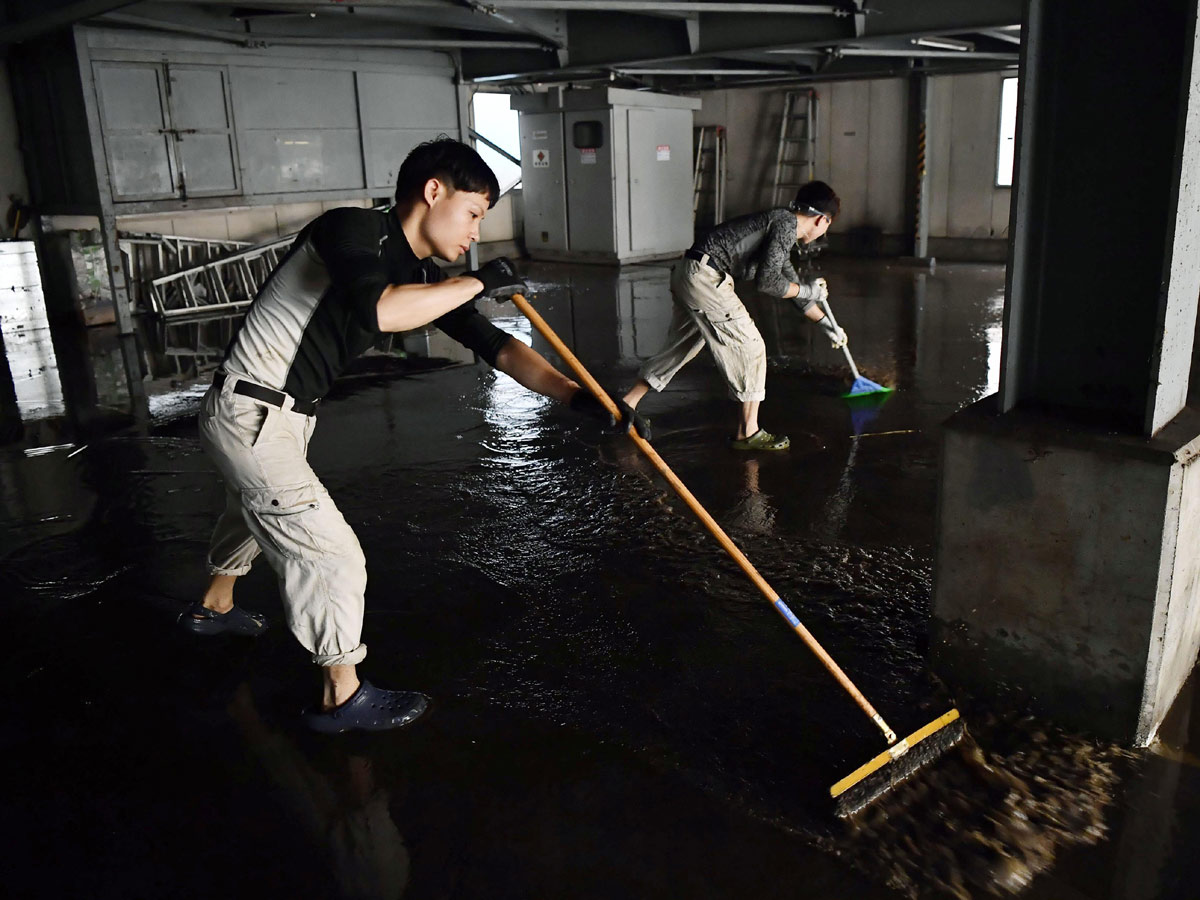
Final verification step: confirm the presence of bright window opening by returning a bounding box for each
[471,92,522,194]
[997,77,1018,187]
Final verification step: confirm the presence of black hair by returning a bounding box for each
[790,181,840,220]
[394,136,501,209]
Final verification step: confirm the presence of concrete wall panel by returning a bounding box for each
[116,198,376,242]
[273,201,328,235]
[866,78,908,234]
[694,71,1013,247]
[479,192,516,243]
[828,81,871,228]
[814,85,834,188]
[947,73,1003,239]
[935,414,1169,741]
[936,403,1200,744]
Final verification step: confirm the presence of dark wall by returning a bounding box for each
[1015,0,1192,429]
[8,30,99,214]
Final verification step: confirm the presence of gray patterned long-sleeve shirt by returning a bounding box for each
[694,208,821,302]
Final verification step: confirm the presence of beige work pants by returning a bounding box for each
[638,258,768,402]
[199,373,368,667]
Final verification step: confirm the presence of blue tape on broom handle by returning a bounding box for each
[773,598,801,629]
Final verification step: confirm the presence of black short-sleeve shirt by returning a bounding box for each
[224,206,512,402]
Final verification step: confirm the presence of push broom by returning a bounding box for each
[511,292,963,816]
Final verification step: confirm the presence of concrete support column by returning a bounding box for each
[905,72,932,262]
[933,0,1200,744]
[75,32,147,424]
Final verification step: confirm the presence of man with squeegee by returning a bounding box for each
[622,181,851,450]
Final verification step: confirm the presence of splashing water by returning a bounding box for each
[837,710,1137,898]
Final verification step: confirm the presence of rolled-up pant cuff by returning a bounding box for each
[208,562,254,576]
[314,643,368,667]
[641,371,670,392]
[730,389,766,402]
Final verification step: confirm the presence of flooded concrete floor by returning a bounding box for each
[2,258,1199,898]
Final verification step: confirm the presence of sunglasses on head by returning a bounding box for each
[801,205,831,224]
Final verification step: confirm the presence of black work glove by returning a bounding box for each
[569,389,652,440]
[465,257,527,301]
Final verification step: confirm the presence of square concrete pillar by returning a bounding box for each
[934,0,1200,744]
[934,399,1200,743]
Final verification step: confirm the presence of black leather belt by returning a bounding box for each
[684,248,728,280]
[213,370,318,416]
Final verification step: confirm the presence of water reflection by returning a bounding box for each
[481,313,554,458]
[514,259,1006,426]
[1,255,1007,450]
[724,457,776,535]
[228,685,410,900]
[0,274,251,443]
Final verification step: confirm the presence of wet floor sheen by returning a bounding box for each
[2,259,1199,899]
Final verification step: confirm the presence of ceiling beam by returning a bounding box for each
[979,27,1021,45]
[461,0,1019,79]
[467,1,843,12]
[96,9,552,46]
[765,46,1018,60]
[1,0,136,43]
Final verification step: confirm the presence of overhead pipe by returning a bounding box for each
[467,1,845,13]
[95,12,552,49]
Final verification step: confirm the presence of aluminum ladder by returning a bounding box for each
[771,90,817,206]
[692,125,727,230]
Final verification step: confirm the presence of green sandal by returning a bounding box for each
[730,429,791,451]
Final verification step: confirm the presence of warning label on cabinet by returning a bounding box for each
[580,148,596,165]
[532,148,550,168]
[656,144,671,161]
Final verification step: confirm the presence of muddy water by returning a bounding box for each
[1,258,1182,899]
[838,716,1136,898]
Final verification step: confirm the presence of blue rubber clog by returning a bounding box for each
[303,680,430,734]
[178,601,268,636]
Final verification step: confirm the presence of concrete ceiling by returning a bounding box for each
[1,0,1021,91]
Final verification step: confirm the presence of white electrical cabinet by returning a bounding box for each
[514,88,700,264]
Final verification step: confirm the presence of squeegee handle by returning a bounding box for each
[511,293,896,744]
[815,298,862,380]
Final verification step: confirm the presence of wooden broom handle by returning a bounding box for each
[510,292,895,742]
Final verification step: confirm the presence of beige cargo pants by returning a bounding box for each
[638,258,768,402]
[199,372,368,667]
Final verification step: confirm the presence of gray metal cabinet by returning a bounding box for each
[357,70,459,191]
[233,66,364,195]
[93,62,177,201]
[627,107,694,255]
[165,66,240,198]
[514,89,700,264]
[519,112,568,251]
[93,61,241,202]
[564,110,615,253]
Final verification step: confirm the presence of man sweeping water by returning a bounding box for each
[622,181,844,450]
[180,138,647,733]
